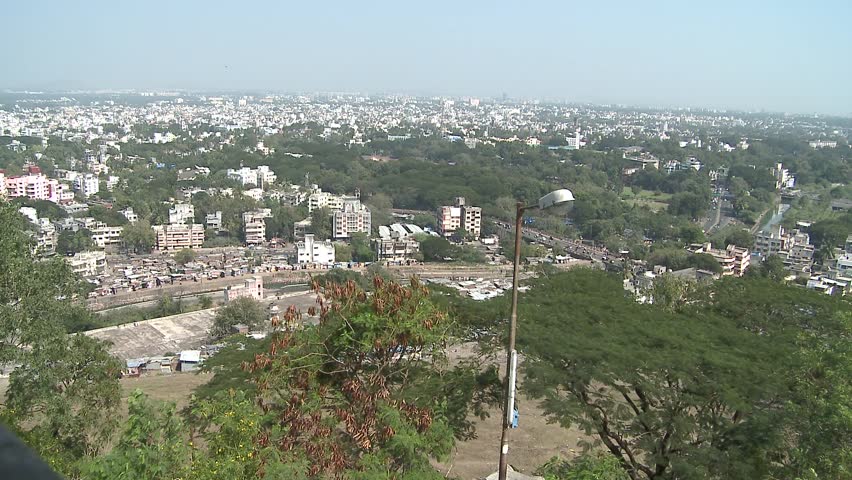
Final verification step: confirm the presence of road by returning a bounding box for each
[492,221,610,263]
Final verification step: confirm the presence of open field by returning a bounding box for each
[621,187,672,212]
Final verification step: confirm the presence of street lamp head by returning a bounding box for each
[538,189,575,210]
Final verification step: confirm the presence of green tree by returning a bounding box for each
[537,453,630,480]
[4,333,122,475]
[88,204,129,226]
[173,248,196,266]
[350,232,375,262]
[519,270,849,480]
[784,311,852,478]
[687,252,723,273]
[309,207,333,240]
[236,277,489,477]
[748,254,787,281]
[57,229,94,255]
[211,297,267,338]
[121,220,156,253]
[198,294,213,309]
[412,213,438,230]
[82,390,190,480]
[419,235,454,261]
[335,242,353,262]
[725,228,755,249]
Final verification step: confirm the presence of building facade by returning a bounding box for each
[73,173,100,197]
[4,168,64,203]
[90,222,124,248]
[296,234,335,264]
[169,203,195,225]
[437,197,481,239]
[67,251,107,277]
[333,199,371,239]
[153,224,205,250]
[243,210,270,245]
[223,276,264,303]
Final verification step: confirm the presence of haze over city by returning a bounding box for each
[3,0,852,115]
[1,2,851,480]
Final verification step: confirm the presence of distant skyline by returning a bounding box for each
[3,0,851,116]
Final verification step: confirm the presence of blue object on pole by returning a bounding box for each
[511,409,519,428]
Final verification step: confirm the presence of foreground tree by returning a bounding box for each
[520,269,850,479]
[0,203,121,476]
[188,276,499,478]
[82,390,190,480]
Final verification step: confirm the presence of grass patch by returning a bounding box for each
[621,187,671,212]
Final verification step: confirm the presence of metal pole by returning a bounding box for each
[498,202,524,480]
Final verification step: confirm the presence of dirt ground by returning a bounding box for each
[119,371,214,411]
[438,343,588,480]
[0,345,587,480]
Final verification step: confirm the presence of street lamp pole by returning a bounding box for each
[496,189,574,480]
[497,201,526,480]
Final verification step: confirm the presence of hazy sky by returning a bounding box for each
[4,0,851,115]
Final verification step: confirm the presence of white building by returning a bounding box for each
[223,276,264,303]
[67,251,107,277]
[243,210,271,245]
[106,175,120,191]
[90,223,124,248]
[206,211,223,231]
[375,223,423,262]
[565,131,582,150]
[333,199,371,239]
[243,188,264,201]
[770,163,795,190]
[297,234,335,264]
[73,173,100,197]
[809,140,838,149]
[226,166,276,188]
[169,203,195,225]
[307,187,345,213]
[120,208,138,224]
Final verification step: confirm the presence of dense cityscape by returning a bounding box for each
[1,90,850,479]
[1,2,851,479]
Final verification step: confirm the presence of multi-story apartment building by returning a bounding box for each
[90,222,124,248]
[120,208,138,224]
[333,199,371,239]
[296,234,335,264]
[437,197,482,239]
[153,224,205,250]
[66,251,107,277]
[375,237,420,262]
[20,205,56,255]
[169,203,195,225]
[226,166,276,187]
[4,167,64,203]
[223,276,264,303]
[28,217,57,255]
[73,173,100,197]
[206,211,223,232]
[689,243,750,277]
[242,210,271,245]
[754,225,814,274]
[307,187,345,213]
